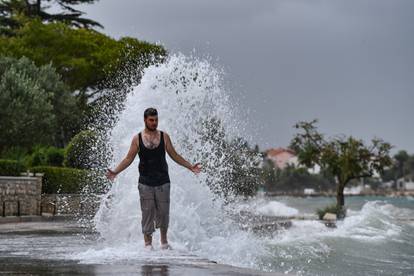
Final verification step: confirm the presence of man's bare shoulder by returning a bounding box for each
[162,131,171,141]
[161,130,172,150]
[133,133,139,149]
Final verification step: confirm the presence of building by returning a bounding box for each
[265,146,321,173]
[396,177,414,191]
[304,188,316,195]
[265,147,298,169]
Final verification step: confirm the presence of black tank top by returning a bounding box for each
[138,130,170,186]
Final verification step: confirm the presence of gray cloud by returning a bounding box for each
[78,0,414,153]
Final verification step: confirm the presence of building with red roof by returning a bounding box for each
[265,147,298,169]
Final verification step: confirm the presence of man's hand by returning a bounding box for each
[190,163,202,175]
[106,168,118,181]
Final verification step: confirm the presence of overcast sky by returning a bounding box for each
[77,0,414,153]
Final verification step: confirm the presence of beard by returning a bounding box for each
[145,122,157,131]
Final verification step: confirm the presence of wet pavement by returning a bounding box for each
[0,220,284,275]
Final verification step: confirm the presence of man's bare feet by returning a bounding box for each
[144,244,154,250]
[160,243,172,250]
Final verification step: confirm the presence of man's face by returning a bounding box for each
[144,115,158,131]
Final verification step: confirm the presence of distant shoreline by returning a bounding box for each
[265,191,414,197]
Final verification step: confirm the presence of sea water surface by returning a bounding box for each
[249,195,414,275]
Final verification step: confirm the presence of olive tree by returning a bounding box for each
[290,119,392,216]
[0,56,79,150]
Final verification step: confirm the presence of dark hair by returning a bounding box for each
[144,107,158,118]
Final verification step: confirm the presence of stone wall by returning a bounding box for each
[41,194,81,215]
[0,176,42,216]
[1,175,101,217]
[41,194,101,215]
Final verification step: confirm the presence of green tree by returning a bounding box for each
[0,56,79,149]
[394,150,410,178]
[0,20,166,101]
[290,119,392,214]
[0,60,55,148]
[261,158,279,191]
[381,151,414,182]
[195,117,262,199]
[261,160,334,193]
[405,154,414,177]
[0,0,102,35]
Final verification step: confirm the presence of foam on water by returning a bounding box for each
[265,199,414,274]
[256,201,299,217]
[273,201,410,244]
[231,196,300,217]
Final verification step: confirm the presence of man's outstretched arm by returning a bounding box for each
[164,132,201,174]
[106,135,139,180]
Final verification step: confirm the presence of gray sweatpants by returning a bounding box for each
[137,182,170,235]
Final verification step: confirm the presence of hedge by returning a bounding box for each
[46,147,65,166]
[30,166,89,194]
[0,159,27,176]
[27,146,65,167]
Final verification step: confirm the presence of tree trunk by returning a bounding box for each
[336,182,345,207]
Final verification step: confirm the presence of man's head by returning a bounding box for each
[144,107,158,131]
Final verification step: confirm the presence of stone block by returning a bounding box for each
[0,176,42,216]
[323,212,337,221]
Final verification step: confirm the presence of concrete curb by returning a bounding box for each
[0,214,75,224]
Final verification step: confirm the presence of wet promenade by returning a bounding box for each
[0,220,285,276]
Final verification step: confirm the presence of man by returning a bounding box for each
[106,107,201,250]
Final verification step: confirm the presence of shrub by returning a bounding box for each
[45,147,65,167]
[0,159,27,176]
[0,146,29,161]
[29,146,48,167]
[30,166,88,194]
[316,203,347,220]
[27,145,65,167]
[64,130,102,169]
